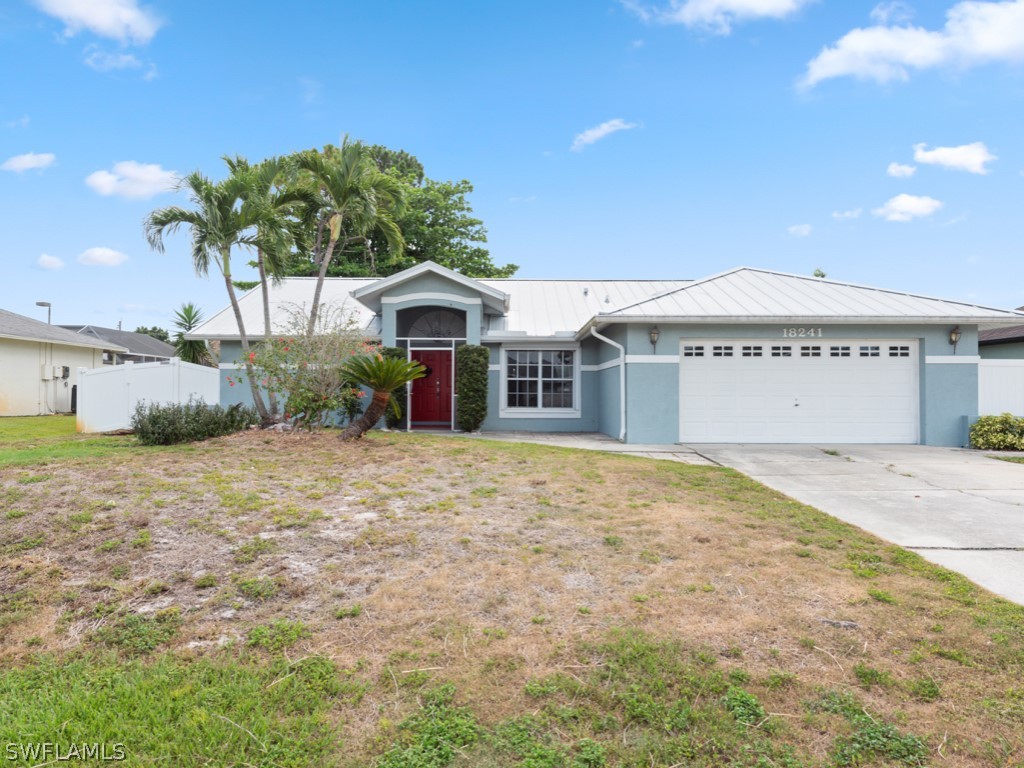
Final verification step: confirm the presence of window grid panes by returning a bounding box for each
[771,346,792,357]
[889,345,910,357]
[506,350,575,410]
[683,345,704,357]
[712,345,733,357]
[801,346,821,357]
[742,346,763,357]
[830,346,851,357]
[859,345,880,357]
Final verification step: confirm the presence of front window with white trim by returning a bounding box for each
[501,348,579,417]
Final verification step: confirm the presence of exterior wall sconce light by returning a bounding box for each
[948,326,962,354]
[649,325,661,352]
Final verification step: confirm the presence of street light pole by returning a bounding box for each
[35,301,51,324]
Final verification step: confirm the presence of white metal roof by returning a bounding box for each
[596,267,1024,329]
[189,266,1024,341]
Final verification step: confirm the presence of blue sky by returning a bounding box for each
[2,0,1023,332]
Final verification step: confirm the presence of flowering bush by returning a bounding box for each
[229,305,374,429]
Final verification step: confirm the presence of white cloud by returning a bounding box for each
[571,118,638,151]
[36,254,64,270]
[1,152,56,172]
[78,247,129,266]
[84,45,142,72]
[913,141,996,174]
[887,161,917,177]
[85,161,177,199]
[33,0,162,44]
[801,0,1024,88]
[832,207,862,219]
[787,223,812,237]
[4,115,30,129]
[872,193,943,222]
[870,1,913,25]
[623,0,814,34]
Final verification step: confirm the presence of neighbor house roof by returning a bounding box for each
[979,307,1024,346]
[589,267,1024,332]
[0,309,127,351]
[59,325,176,358]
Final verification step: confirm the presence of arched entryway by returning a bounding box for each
[396,307,468,429]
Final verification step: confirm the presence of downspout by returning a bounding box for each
[589,327,626,442]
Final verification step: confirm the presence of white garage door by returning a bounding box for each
[679,340,920,443]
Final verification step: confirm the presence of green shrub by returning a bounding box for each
[970,413,1024,450]
[131,398,257,445]
[455,344,489,432]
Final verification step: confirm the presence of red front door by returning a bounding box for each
[410,350,453,425]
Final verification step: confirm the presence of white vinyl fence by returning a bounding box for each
[979,359,1024,417]
[76,358,220,433]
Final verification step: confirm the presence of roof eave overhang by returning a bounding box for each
[575,315,1024,340]
[0,333,128,353]
[350,261,509,314]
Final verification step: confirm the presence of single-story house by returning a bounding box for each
[189,262,1024,447]
[979,310,1024,359]
[0,308,126,416]
[59,325,176,364]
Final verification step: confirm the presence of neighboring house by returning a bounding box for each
[0,309,126,416]
[59,325,176,364]
[189,262,1024,447]
[979,309,1024,359]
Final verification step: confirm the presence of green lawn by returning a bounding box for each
[0,415,138,467]
[2,429,1023,767]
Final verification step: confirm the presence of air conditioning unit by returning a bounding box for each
[41,364,53,381]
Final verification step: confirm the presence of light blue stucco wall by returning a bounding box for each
[980,342,1024,359]
[619,323,979,447]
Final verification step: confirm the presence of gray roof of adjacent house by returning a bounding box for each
[0,308,126,351]
[59,325,176,358]
[979,308,1024,345]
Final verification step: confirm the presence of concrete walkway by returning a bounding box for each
[463,433,1024,604]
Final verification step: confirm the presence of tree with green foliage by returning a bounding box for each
[171,303,213,366]
[284,144,516,280]
[134,326,170,343]
[291,140,407,335]
[339,355,426,440]
[145,162,296,425]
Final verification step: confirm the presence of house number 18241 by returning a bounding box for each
[782,328,823,338]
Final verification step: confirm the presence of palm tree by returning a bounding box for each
[339,355,426,440]
[145,167,283,424]
[292,139,407,335]
[172,303,213,366]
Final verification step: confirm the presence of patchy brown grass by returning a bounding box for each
[2,430,1023,766]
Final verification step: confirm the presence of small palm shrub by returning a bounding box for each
[455,344,489,432]
[131,398,257,445]
[970,413,1024,450]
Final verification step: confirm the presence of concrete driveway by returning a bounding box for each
[694,445,1024,604]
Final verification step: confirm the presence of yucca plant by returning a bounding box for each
[339,355,426,440]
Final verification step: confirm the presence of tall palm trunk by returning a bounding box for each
[340,390,390,441]
[222,258,271,425]
[306,235,338,336]
[256,247,280,419]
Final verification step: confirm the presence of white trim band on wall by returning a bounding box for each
[625,355,681,364]
[381,293,482,305]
